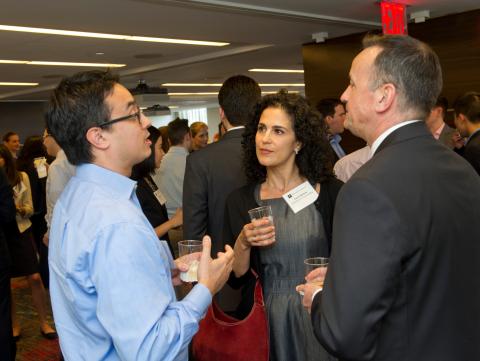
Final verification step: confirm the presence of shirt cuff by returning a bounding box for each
[312,287,323,302]
[182,283,212,319]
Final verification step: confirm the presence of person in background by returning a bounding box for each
[15,136,49,288]
[190,121,209,151]
[425,96,455,148]
[46,70,234,360]
[0,167,17,360]
[42,128,75,246]
[333,145,371,182]
[154,118,191,219]
[299,34,480,361]
[316,98,347,161]
[453,91,480,175]
[131,125,182,257]
[3,132,21,159]
[224,91,342,361]
[0,145,57,341]
[158,125,170,154]
[183,75,261,313]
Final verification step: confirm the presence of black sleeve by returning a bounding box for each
[0,169,15,225]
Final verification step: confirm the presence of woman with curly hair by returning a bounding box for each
[223,91,342,361]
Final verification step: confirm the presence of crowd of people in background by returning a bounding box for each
[0,34,479,361]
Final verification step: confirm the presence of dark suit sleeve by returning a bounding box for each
[312,178,406,360]
[183,154,208,240]
[464,145,480,175]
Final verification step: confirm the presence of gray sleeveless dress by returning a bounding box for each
[254,185,335,361]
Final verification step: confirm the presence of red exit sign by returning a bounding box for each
[381,2,407,35]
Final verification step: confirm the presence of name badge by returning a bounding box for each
[154,189,167,205]
[33,157,47,179]
[282,181,318,214]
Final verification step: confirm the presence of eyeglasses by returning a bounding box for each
[98,107,143,128]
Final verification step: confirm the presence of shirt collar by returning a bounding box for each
[329,134,342,143]
[370,120,421,157]
[228,125,245,132]
[432,121,446,140]
[167,145,189,155]
[467,127,480,144]
[75,164,137,200]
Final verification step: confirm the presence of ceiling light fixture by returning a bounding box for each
[0,82,38,86]
[249,68,304,73]
[169,91,300,96]
[163,83,304,87]
[0,24,229,47]
[0,59,125,67]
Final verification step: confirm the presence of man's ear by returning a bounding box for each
[85,127,110,150]
[219,107,226,121]
[375,83,395,112]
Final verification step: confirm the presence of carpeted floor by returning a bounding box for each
[11,278,61,361]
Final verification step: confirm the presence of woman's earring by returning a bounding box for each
[294,148,299,155]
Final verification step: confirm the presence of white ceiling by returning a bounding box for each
[0,0,478,107]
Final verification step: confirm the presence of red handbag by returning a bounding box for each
[191,272,269,361]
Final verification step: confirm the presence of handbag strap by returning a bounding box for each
[250,269,265,306]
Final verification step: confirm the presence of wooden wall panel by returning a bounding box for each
[303,9,480,151]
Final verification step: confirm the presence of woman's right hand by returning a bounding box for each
[239,218,275,249]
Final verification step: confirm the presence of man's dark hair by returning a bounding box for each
[218,75,261,126]
[16,135,47,172]
[315,98,344,118]
[45,70,119,165]
[362,34,442,120]
[131,126,161,180]
[167,118,190,146]
[2,131,18,143]
[243,91,333,184]
[453,92,480,124]
[435,96,448,117]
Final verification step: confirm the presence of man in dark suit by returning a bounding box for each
[453,91,480,175]
[0,168,16,360]
[183,75,261,255]
[298,35,480,361]
[425,96,456,149]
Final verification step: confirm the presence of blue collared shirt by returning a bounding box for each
[329,134,346,159]
[49,164,211,361]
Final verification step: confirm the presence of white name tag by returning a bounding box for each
[33,157,47,179]
[282,181,318,214]
[154,189,167,205]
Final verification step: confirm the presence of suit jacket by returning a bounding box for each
[437,122,456,149]
[311,122,480,361]
[183,128,247,255]
[464,130,480,175]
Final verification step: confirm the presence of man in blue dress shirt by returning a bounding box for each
[45,70,234,361]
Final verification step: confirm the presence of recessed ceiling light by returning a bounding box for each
[168,91,300,96]
[95,52,105,55]
[0,24,229,47]
[169,92,218,96]
[249,68,304,73]
[163,83,304,87]
[0,82,38,86]
[0,59,125,67]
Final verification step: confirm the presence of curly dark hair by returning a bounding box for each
[242,91,334,184]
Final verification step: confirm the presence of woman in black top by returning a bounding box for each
[224,92,342,361]
[15,136,49,288]
[131,126,182,257]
